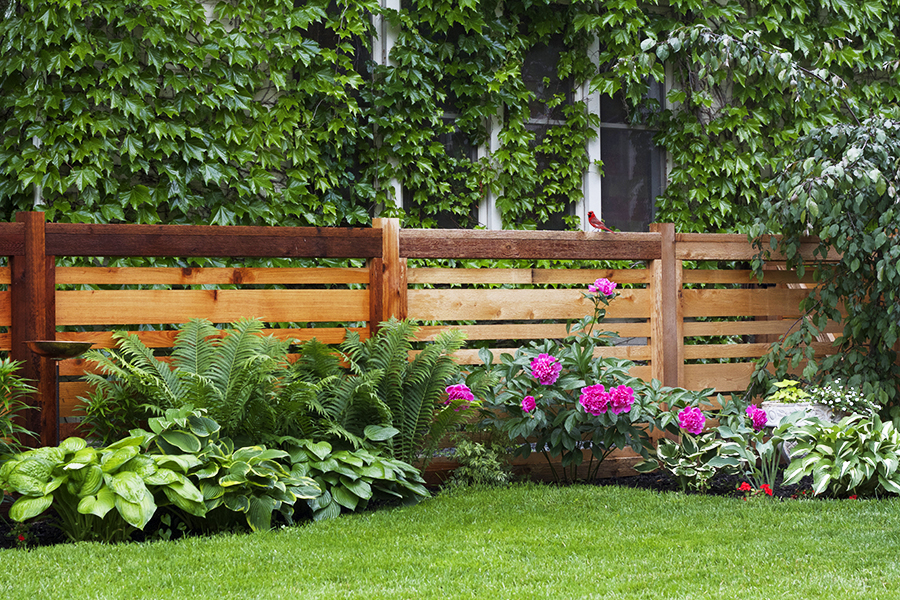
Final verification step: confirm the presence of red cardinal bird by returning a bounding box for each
[587,211,615,233]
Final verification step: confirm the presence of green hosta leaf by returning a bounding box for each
[159,430,202,453]
[106,435,145,450]
[6,460,54,496]
[59,437,88,454]
[311,497,341,521]
[288,478,321,500]
[105,471,149,505]
[331,485,359,511]
[77,488,116,519]
[246,495,280,532]
[9,494,54,522]
[144,468,181,486]
[341,476,372,500]
[115,488,156,530]
[304,441,332,461]
[200,482,225,501]
[634,460,660,473]
[223,493,250,513]
[364,425,398,442]
[101,445,140,473]
[154,454,202,472]
[76,465,104,497]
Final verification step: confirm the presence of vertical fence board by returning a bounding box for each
[10,212,57,446]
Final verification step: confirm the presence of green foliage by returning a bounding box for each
[784,413,900,497]
[0,434,204,542]
[749,116,900,407]
[765,379,811,404]
[291,318,483,466]
[135,406,321,532]
[718,412,800,491]
[637,433,737,493]
[80,318,293,444]
[0,359,36,458]
[445,438,511,489]
[284,437,429,521]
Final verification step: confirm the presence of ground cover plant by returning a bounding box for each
[1,483,897,599]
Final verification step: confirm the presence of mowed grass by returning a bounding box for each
[2,482,900,600]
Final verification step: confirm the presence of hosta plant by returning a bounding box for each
[783,413,900,497]
[636,401,739,492]
[0,434,205,542]
[135,407,321,532]
[283,437,429,521]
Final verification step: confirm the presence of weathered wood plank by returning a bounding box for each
[683,362,756,392]
[676,234,839,261]
[45,222,383,258]
[414,322,651,341]
[400,229,662,260]
[0,222,24,255]
[448,345,651,364]
[408,288,651,321]
[683,318,842,337]
[56,289,369,325]
[682,269,817,285]
[683,340,838,360]
[682,288,810,318]
[56,266,370,285]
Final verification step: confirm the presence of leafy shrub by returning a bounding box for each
[283,438,430,521]
[783,413,900,497]
[79,318,291,444]
[135,407,321,532]
[290,318,488,466]
[0,435,205,542]
[445,439,511,488]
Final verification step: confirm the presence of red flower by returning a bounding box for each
[738,482,752,492]
[17,535,25,542]
[849,495,858,500]
[761,484,773,496]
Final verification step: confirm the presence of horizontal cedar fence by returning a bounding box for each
[0,213,839,447]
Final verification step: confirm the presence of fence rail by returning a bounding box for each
[1,212,837,447]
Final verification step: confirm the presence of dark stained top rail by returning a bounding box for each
[41,223,384,258]
[399,229,662,260]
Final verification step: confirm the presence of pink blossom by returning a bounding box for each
[580,384,610,416]
[444,384,475,411]
[587,278,617,297]
[530,353,562,385]
[521,395,536,412]
[678,406,705,435]
[609,385,635,414]
[746,405,768,431]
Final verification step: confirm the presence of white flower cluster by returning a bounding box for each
[806,379,880,417]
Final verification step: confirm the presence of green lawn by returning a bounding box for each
[3,483,899,600]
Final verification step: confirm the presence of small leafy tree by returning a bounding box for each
[749,116,900,408]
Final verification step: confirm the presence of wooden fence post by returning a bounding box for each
[9,211,57,446]
[370,218,406,334]
[649,223,683,388]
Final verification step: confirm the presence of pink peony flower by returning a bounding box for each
[444,384,475,411]
[746,405,768,431]
[678,406,705,435]
[609,385,635,414]
[530,353,562,385]
[521,395,536,412]
[580,384,610,416]
[588,278,617,297]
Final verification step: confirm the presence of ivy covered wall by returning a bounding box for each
[1,0,898,233]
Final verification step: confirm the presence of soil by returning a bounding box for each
[0,470,819,551]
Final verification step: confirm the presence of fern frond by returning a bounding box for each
[172,318,219,376]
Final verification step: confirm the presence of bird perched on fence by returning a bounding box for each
[587,211,615,233]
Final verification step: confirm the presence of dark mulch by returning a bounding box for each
[0,472,818,551]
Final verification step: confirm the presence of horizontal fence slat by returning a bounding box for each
[414,322,651,341]
[408,289,651,321]
[450,346,651,365]
[675,234,841,261]
[45,222,383,258]
[408,267,651,285]
[682,269,817,285]
[682,288,809,318]
[682,319,843,337]
[0,292,9,327]
[56,289,369,325]
[401,229,662,260]
[683,362,756,392]
[684,340,838,360]
[56,266,370,286]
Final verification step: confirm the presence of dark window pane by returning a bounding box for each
[522,37,570,122]
[600,128,661,232]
